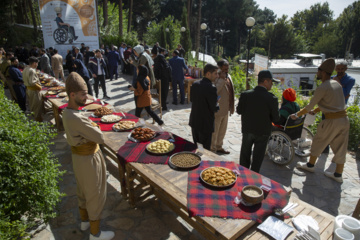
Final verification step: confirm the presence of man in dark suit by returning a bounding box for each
[189,63,219,150]
[73,47,83,62]
[237,70,280,173]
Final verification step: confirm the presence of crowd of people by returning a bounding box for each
[0,40,356,240]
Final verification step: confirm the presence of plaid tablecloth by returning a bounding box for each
[187,161,289,223]
[117,133,197,166]
[89,112,138,131]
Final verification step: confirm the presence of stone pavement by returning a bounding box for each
[32,73,360,240]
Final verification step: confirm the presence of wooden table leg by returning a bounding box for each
[125,164,136,207]
[118,163,128,198]
[52,104,63,131]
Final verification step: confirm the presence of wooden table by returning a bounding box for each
[184,77,201,103]
[100,128,335,240]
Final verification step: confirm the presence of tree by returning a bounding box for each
[27,0,38,39]
[103,0,108,27]
[180,5,192,55]
[195,0,202,59]
[128,0,133,33]
[119,0,123,37]
[336,1,360,58]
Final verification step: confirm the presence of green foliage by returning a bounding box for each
[347,105,360,151]
[0,212,28,239]
[180,5,192,53]
[0,88,64,237]
[143,15,181,51]
[97,2,138,46]
[230,65,256,96]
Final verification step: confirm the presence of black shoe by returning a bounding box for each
[163,107,168,111]
[95,95,98,98]
[172,102,177,105]
[104,95,111,99]
[180,102,185,105]
[74,36,78,40]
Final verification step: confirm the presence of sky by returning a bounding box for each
[255,0,357,19]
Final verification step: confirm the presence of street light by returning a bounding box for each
[181,27,186,32]
[215,29,230,57]
[165,28,169,32]
[201,23,207,70]
[245,17,255,90]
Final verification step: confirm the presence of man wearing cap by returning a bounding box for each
[89,49,110,99]
[23,56,43,122]
[291,58,349,183]
[237,70,280,173]
[62,72,114,240]
[211,59,235,154]
[332,62,355,104]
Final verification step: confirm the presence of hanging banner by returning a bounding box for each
[38,0,99,61]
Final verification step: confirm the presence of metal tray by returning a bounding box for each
[169,152,201,169]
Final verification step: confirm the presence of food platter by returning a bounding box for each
[92,106,113,117]
[200,166,237,188]
[57,92,67,98]
[46,91,57,95]
[100,114,122,123]
[128,127,156,142]
[112,121,137,132]
[169,152,201,169]
[145,139,175,155]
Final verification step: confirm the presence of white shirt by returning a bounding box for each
[97,58,103,75]
[120,47,126,59]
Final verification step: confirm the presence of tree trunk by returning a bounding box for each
[187,0,191,29]
[195,0,202,60]
[119,0,123,37]
[127,0,133,33]
[23,0,30,24]
[27,0,38,39]
[103,0,108,27]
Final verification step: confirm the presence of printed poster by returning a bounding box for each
[38,0,99,61]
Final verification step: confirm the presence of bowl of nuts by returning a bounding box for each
[169,152,201,169]
[241,185,264,205]
[200,167,237,188]
[146,139,175,155]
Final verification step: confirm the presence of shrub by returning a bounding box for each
[0,88,64,238]
[347,105,360,151]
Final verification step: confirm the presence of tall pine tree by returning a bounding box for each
[180,5,192,56]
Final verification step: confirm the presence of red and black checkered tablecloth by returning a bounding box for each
[58,100,108,112]
[187,161,289,223]
[117,133,197,166]
[89,112,138,131]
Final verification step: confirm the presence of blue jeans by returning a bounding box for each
[172,79,185,104]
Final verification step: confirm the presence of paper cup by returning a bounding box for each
[334,228,355,240]
[343,218,360,240]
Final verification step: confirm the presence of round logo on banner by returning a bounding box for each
[80,5,94,18]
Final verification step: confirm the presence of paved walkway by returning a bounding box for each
[32,73,360,240]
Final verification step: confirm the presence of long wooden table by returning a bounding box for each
[40,95,335,239]
[184,77,201,103]
[101,128,335,240]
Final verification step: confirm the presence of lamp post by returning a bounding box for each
[201,23,207,69]
[215,29,230,57]
[245,17,255,90]
[181,27,186,32]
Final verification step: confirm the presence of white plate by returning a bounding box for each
[258,216,294,240]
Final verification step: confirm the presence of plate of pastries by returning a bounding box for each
[128,127,156,142]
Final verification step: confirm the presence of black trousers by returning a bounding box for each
[93,75,106,97]
[191,128,212,150]
[240,133,270,173]
[83,77,93,96]
[161,78,169,109]
[135,106,163,125]
[13,83,26,112]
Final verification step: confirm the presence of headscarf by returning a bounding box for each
[134,44,154,66]
[136,65,150,91]
[283,88,296,102]
[134,45,144,55]
[65,72,88,96]
[73,59,90,80]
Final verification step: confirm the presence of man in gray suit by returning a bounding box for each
[237,70,280,173]
[39,48,52,75]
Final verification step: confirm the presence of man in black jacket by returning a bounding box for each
[189,63,219,150]
[237,70,280,173]
[153,48,171,111]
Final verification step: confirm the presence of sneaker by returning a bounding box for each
[104,95,111,99]
[296,162,315,173]
[324,171,343,183]
[89,231,115,240]
[80,221,90,231]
